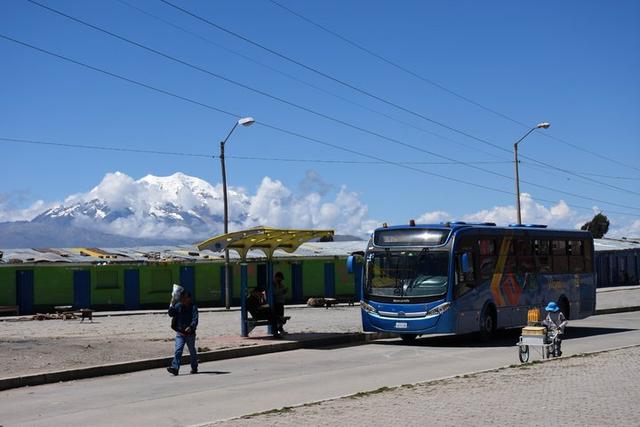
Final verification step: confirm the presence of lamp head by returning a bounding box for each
[238,117,255,127]
[536,122,550,129]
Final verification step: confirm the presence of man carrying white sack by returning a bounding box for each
[167,285,199,375]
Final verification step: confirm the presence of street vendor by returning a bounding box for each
[542,301,568,357]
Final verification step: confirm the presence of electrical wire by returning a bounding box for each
[115,0,509,161]
[267,0,640,174]
[0,136,512,165]
[159,0,640,194]
[1,32,638,217]
[20,1,640,202]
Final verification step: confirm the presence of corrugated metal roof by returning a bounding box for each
[2,239,638,265]
[0,241,368,265]
[594,238,640,252]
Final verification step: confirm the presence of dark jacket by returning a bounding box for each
[168,303,199,335]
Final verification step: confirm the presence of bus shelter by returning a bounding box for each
[197,227,334,336]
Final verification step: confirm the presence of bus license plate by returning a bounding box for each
[395,322,408,329]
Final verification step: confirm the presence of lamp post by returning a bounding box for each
[513,122,550,225]
[220,116,254,309]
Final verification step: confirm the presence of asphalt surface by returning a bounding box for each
[1,310,638,427]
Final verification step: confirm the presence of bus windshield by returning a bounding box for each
[366,250,449,299]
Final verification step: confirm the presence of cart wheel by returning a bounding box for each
[518,345,530,363]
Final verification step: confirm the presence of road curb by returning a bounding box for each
[0,332,391,392]
[595,305,640,315]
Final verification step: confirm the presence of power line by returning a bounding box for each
[21,1,640,203]
[157,0,640,197]
[227,156,512,165]
[1,33,638,217]
[0,137,213,158]
[115,0,508,162]
[0,136,512,165]
[268,0,640,174]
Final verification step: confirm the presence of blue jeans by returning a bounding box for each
[171,333,198,371]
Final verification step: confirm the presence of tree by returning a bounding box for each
[581,213,610,238]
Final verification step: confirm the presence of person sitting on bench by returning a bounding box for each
[247,286,281,337]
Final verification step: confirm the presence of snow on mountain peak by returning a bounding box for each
[23,171,376,240]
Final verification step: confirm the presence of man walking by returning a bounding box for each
[167,291,199,375]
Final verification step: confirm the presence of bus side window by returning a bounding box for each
[496,238,515,274]
[583,239,594,273]
[516,239,535,274]
[478,239,496,281]
[455,252,475,298]
[552,240,569,274]
[568,240,585,273]
[534,239,552,273]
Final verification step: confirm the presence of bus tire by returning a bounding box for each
[479,304,497,340]
[400,334,418,344]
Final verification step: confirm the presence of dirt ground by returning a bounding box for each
[0,306,360,378]
[215,346,640,427]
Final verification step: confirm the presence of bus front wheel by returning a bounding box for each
[400,334,418,344]
[479,305,496,340]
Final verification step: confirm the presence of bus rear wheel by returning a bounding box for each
[479,305,497,340]
[400,334,418,344]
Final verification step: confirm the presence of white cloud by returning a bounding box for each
[416,193,579,228]
[4,171,377,239]
[242,177,376,236]
[4,175,639,242]
[415,210,452,224]
[0,192,58,222]
[608,219,640,239]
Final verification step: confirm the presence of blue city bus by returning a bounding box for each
[348,221,596,342]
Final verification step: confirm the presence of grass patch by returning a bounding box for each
[347,386,394,399]
[242,406,294,418]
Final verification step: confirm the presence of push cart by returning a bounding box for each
[516,326,558,363]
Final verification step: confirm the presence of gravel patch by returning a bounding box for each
[0,306,360,378]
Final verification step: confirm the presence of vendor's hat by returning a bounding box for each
[545,301,560,312]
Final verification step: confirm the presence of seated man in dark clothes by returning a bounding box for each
[247,286,281,337]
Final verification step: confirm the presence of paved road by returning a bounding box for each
[1,310,638,427]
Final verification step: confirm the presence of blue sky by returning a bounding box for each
[1,0,639,235]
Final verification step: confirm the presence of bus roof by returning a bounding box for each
[374,222,592,236]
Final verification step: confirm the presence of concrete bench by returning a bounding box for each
[0,306,19,316]
[245,316,291,335]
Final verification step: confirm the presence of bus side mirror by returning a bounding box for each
[461,253,472,274]
[347,255,355,274]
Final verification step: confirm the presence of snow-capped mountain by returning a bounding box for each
[31,172,249,241]
[0,171,376,248]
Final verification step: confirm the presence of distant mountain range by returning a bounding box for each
[0,221,181,248]
[0,172,363,249]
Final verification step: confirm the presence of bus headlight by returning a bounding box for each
[360,300,378,314]
[426,302,451,317]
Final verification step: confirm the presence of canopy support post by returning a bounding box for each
[266,260,274,335]
[240,262,249,337]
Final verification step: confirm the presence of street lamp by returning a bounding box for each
[513,122,550,225]
[220,116,254,309]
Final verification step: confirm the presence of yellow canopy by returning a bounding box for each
[196,226,334,260]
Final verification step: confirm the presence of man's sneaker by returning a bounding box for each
[167,367,179,376]
[190,368,198,374]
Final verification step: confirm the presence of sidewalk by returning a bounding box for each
[594,285,640,312]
